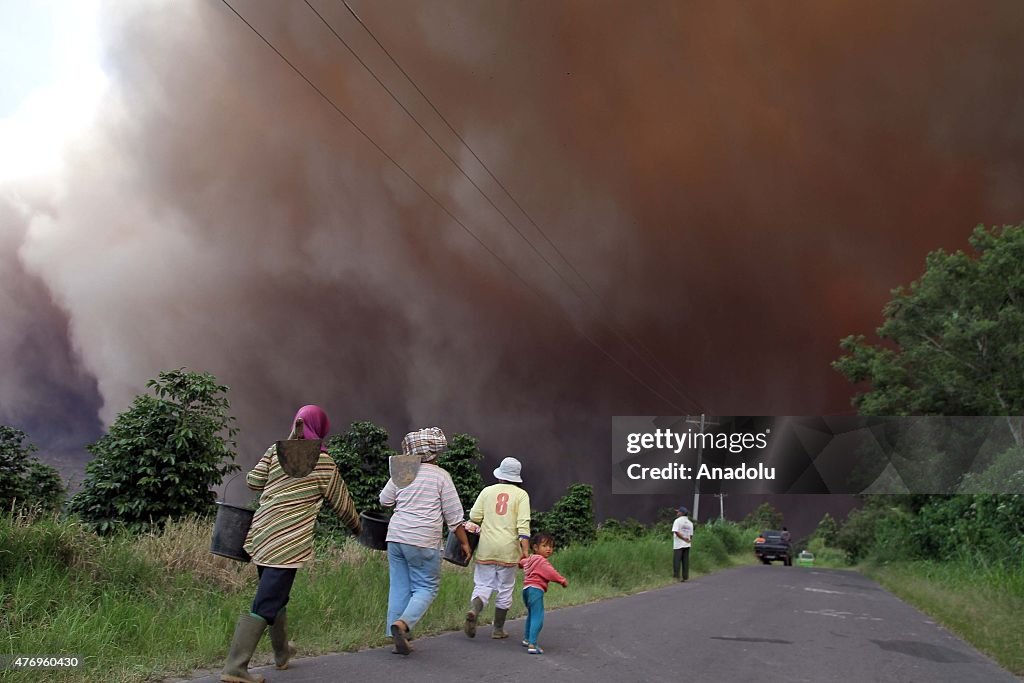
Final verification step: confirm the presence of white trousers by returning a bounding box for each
[471,563,518,609]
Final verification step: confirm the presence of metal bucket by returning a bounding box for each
[442,527,480,566]
[358,511,390,551]
[211,501,255,562]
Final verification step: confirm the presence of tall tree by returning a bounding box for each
[68,369,238,533]
[834,224,1024,445]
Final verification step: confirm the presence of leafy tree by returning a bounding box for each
[743,502,783,531]
[0,426,64,513]
[833,499,892,562]
[68,369,238,533]
[834,224,1024,445]
[813,512,840,546]
[832,226,1024,563]
[435,433,485,509]
[536,483,596,547]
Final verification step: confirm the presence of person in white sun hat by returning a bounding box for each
[463,456,531,640]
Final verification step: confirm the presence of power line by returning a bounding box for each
[333,0,705,413]
[311,0,703,414]
[218,0,692,414]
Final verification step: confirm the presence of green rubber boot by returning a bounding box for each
[220,613,267,683]
[269,607,297,670]
[464,597,484,638]
[491,607,509,639]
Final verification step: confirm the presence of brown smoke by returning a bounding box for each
[2,0,1022,519]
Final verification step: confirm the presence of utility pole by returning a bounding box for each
[716,493,727,519]
[683,413,720,522]
[693,414,704,520]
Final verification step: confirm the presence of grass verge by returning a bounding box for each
[0,515,753,682]
[863,557,1024,675]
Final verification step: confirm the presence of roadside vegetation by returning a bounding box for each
[0,510,755,683]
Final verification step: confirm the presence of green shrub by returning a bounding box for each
[324,421,394,517]
[0,426,64,513]
[702,518,746,554]
[835,501,892,562]
[317,421,393,540]
[814,513,840,546]
[597,517,646,541]
[960,447,1024,494]
[696,526,729,565]
[535,483,596,547]
[806,537,850,566]
[68,369,238,533]
[435,433,485,510]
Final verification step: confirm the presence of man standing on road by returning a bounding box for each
[672,506,693,582]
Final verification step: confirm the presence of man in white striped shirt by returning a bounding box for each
[380,427,472,655]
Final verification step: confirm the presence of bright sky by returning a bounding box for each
[0,0,108,183]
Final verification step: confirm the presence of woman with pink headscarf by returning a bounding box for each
[220,405,360,683]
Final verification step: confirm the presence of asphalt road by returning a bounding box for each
[188,565,1017,683]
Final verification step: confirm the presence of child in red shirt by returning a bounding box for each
[518,532,568,654]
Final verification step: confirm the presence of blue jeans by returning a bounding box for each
[386,542,441,635]
[522,587,545,645]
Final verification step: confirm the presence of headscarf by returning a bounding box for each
[401,427,447,462]
[294,404,330,452]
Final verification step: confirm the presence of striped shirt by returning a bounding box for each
[379,463,465,549]
[470,483,531,566]
[244,444,360,567]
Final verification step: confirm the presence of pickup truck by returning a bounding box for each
[754,530,792,566]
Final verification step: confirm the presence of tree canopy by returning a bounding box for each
[834,224,1024,492]
[68,369,239,533]
[834,224,1024,443]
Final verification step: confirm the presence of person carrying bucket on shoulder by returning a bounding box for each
[220,405,361,683]
[464,457,530,640]
[379,427,472,656]
[519,532,567,655]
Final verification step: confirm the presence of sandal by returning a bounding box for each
[521,640,530,648]
[527,644,544,655]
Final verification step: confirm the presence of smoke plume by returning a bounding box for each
[2,0,1022,519]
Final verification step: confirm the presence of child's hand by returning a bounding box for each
[561,579,568,587]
